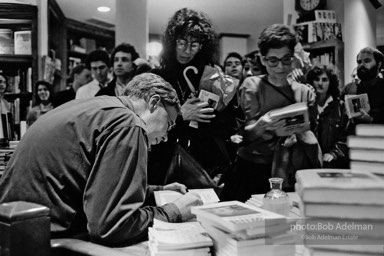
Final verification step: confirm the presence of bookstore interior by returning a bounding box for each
[0,0,384,255]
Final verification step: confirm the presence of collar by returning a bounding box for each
[317,95,333,115]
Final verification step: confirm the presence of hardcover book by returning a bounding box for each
[191,201,286,234]
[349,148,384,163]
[347,135,384,150]
[344,93,370,119]
[355,124,384,137]
[295,169,384,205]
[154,188,219,206]
[266,102,309,136]
[350,160,384,174]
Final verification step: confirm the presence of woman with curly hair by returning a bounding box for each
[306,65,350,168]
[149,8,237,188]
[26,80,54,127]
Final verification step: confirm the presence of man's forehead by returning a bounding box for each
[358,52,374,60]
[91,61,108,68]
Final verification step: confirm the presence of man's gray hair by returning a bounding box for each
[122,73,181,113]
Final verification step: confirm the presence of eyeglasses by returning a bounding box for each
[176,39,201,53]
[263,55,293,67]
[161,100,176,132]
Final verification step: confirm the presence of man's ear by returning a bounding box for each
[148,94,161,113]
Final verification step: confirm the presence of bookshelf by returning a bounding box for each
[302,39,344,86]
[0,3,37,140]
[48,0,115,91]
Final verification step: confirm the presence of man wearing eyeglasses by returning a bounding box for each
[0,73,202,247]
[221,24,319,202]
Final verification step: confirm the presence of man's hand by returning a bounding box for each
[163,182,188,194]
[323,153,335,162]
[181,96,215,122]
[172,192,203,222]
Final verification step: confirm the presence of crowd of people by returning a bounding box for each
[0,7,383,247]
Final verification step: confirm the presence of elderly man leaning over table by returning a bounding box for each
[0,73,202,247]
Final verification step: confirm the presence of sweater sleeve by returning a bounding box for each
[83,126,181,247]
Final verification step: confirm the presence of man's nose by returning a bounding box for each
[246,69,253,76]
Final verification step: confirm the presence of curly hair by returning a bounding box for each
[357,46,384,70]
[258,24,297,56]
[306,65,340,99]
[85,50,110,68]
[33,80,53,106]
[160,8,219,70]
[111,43,140,67]
[122,73,180,113]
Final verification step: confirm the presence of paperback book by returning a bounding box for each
[266,102,309,136]
[344,93,370,119]
[295,169,384,205]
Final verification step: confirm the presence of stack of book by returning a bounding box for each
[0,148,14,177]
[192,201,295,256]
[148,219,213,256]
[348,124,384,174]
[295,169,384,255]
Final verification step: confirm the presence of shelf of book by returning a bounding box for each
[302,39,344,86]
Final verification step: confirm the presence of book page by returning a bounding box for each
[344,93,370,118]
[154,188,219,206]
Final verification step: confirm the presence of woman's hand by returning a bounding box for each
[354,108,373,123]
[181,96,215,122]
[323,153,335,162]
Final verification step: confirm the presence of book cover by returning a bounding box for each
[14,30,32,55]
[349,148,384,163]
[189,89,220,129]
[266,102,309,136]
[295,169,384,205]
[154,188,219,206]
[0,29,14,54]
[350,160,384,174]
[344,93,370,118]
[347,135,384,150]
[355,124,384,137]
[191,201,286,234]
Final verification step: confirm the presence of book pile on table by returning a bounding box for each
[148,219,213,256]
[295,169,384,255]
[192,201,295,256]
[348,124,384,174]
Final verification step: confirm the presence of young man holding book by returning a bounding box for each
[221,24,321,202]
[0,73,202,247]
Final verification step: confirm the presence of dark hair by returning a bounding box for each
[85,50,111,68]
[357,47,384,70]
[258,24,297,56]
[242,50,267,74]
[160,8,219,70]
[224,52,242,67]
[33,80,53,106]
[111,43,139,67]
[122,73,180,113]
[70,64,89,81]
[306,65,340,99]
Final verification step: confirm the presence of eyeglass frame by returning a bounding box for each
[263,55,294,67]
[160,100,176,132]
[176,39,202,53]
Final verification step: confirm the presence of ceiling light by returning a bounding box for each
[97,6,111,12]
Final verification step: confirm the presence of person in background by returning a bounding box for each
[26,80,54,127]
[223,52,243,80]
[343,46,384,125]
[241,50,267,79]
[0,73,202,247]
[0,74,10,114]
[306,65,349,168]
[221,24,320,202]
[53,64,92,107]
[76,49,111,99]
[96,43,151,96]
[149,8,238,188]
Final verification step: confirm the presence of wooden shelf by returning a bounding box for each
[0,55,32,64]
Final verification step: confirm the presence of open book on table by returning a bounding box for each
[154,188,219,206]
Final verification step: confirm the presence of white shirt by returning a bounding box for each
[75,79,101,99]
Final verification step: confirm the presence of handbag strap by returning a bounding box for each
[260,76,295,104]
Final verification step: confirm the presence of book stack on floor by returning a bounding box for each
[148,219,213,256]
[192,201,295,256]
[348,124,384,174]
[295,169,384,255]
